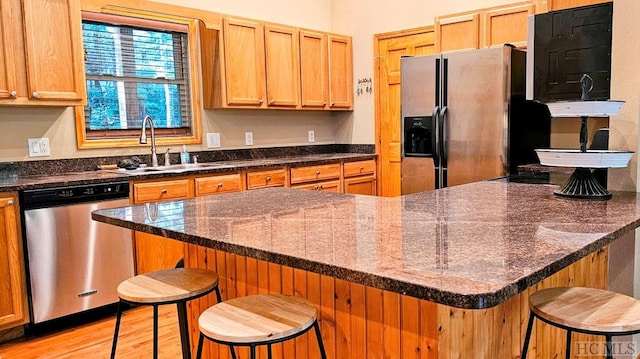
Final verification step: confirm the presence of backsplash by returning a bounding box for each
[0,144,374,177]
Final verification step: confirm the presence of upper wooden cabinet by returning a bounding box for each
[0,0,86,106]
[435,13,481,53]
[435,1,536,52]
[220,17,266,108]
[327,34,354,110]
[201,17,353,111]
[264,24,300,107]
[0,193,28,330]
[299,30,328,109]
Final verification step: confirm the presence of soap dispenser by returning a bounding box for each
[180,145,190,164]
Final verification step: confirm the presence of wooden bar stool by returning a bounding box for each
[110,268,221,359]
[195,293,327,359]
[521,287,640,359]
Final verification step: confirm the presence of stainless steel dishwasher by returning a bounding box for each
[22,181,134,324]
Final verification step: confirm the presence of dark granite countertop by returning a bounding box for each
[0,152,375,191]
[92,182,640,309]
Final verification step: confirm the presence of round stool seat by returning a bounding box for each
[117,268,220,304]
[530,287,640,333]
[199,294,317,344]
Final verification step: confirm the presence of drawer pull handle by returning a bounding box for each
[266,176,271,181]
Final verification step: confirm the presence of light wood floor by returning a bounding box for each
[0,305,182,358]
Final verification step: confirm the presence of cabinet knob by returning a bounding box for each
[360,166,364,171]
[266,176,271,182]
[32,91,39,98]
[323,101,327,105]
[316,170,320,175]
[7,200,13,206]
[217,183,223,188]
[268,100,274,105]
[330,102,335,106]
[9,91,17,98]
[161,189,168,194]
[258,99,264,105]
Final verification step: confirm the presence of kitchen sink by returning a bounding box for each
[107,162,236,175]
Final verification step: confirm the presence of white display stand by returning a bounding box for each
[536,99,631,200]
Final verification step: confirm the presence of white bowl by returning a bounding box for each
[535,149,633,168]
[546,100,624,117]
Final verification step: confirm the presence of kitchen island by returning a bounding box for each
[92,180,640,358]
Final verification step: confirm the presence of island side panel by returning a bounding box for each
[184,244,608,359]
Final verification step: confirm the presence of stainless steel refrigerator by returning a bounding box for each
[400,45,550,194]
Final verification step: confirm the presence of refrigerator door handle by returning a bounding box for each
[439,106,448,188]
[432,106,441,189]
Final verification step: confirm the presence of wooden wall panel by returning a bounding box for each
[184,245,608,358]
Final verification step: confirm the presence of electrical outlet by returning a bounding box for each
[245,132,254,146]
[207,133,221,148]
[308,130,315,143]
[28,138,51,157]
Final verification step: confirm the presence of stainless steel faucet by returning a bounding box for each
[139,115,158,167]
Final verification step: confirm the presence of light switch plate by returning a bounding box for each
[245,132,254,146]
[28,138,51,157]
[207,133,221,148]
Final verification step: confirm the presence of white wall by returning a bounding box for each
[2,0,638,184]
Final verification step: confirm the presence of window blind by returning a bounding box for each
[82,18,192,138]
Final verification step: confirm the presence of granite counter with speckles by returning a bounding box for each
[92,181,640,309]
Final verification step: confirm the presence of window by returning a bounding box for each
[76,12,201,148]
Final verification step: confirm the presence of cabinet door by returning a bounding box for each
[0,194,28,329]
[547,0,609,11]
[132,179,190,274]
[222,17,266,107]
[327,34,353,109]
[264,24,299,108]
[21,0,86,102]
[484,3,535,48]
[435,13,480,53]
[299,30,328,109]
[0,1,18,100]
[344,176,377,195]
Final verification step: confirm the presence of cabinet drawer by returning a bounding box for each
[133,180,190,204]
[292,179,341,192]
[343,160,375,177]
[247,168,286,189]
[195,173,243,196]
[290,163,341,184]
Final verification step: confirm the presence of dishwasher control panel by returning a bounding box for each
[22,181,130,209]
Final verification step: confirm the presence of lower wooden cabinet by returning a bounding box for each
[343,159,377,195]
[130,160,375,273]
[132,179,191,274]
[0,192,28,330]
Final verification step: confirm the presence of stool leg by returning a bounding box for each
[195,333,204,359]
[313,319,328,359]
[521,311,535,359]
[267,344,273,359]
[177,301,191,359]
[110,300,124,359]
[605,335,613,359]
[565,330,572,359]
[229,345,237,359]
[153,305,159,359]
[250,345,256,359]
[214,286,222,303]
